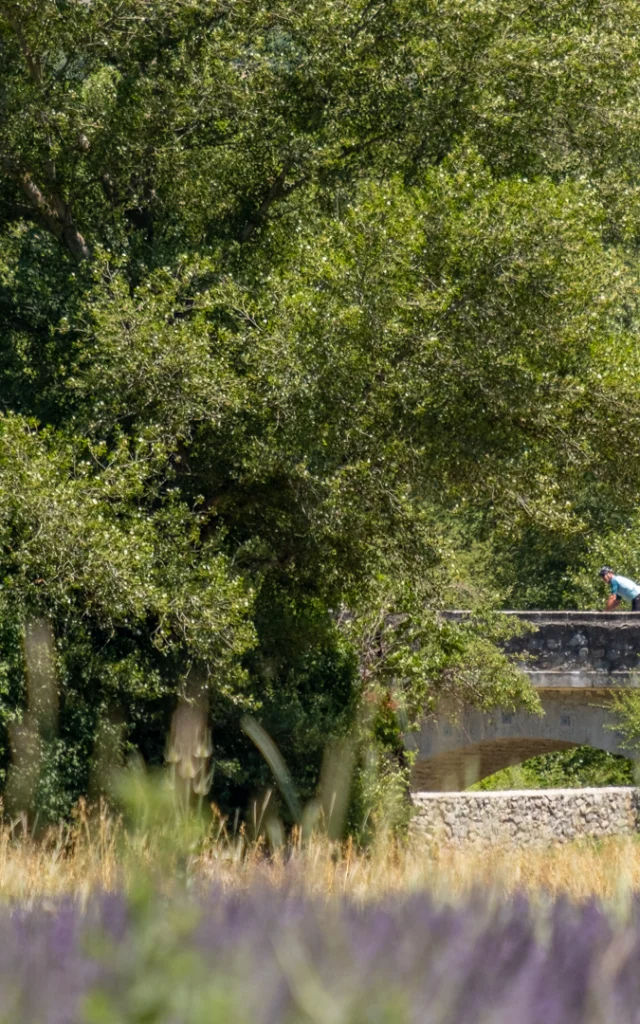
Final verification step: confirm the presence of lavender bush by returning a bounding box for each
[1,886,640,1023]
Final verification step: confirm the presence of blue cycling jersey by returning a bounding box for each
[610,575,640,601]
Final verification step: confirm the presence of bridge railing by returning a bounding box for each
[440,610,640,679]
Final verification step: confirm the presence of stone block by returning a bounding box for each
[568,633,589,648]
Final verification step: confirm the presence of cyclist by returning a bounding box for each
[599,567,640,611]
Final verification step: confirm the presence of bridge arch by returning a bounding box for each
[411,737,579,791]
[408,608,640,791]
[408,690,631,790]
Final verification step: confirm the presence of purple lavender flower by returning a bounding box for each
[0,886,638,1022]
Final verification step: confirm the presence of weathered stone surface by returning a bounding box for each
[438,610,640,678]
[411,787,640,847]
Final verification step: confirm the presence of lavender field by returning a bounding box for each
[3,884,640,1024]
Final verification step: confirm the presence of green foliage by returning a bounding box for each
[605,690,640,763]
[473,746,637,791]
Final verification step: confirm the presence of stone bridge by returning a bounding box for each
[408,612,640,791]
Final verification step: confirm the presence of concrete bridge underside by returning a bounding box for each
[408,612,640,791]
[412,738,577,791]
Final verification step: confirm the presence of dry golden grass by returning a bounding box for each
[197,832,640,904]
[0,801,639,906]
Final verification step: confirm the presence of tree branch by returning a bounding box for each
[239,163,306,243]
[0,5,43,85]
[0,8,90,259]
[1,157,90,261]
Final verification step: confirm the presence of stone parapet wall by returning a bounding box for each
[441,611,640,678]
[411,787,640,846]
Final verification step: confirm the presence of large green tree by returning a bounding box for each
[0,0,640,818]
